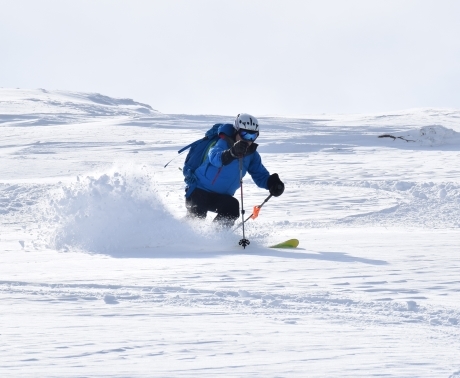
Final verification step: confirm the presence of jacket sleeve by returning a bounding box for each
[207,138,229,167]
[248,152,270,189]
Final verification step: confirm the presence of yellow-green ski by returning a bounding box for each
[269,239,299,249]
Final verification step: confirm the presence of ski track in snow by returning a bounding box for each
[2,277,460,329]
[1,89,460,377]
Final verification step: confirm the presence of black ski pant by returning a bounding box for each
[185,188,240,227]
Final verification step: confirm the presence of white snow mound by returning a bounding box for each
[385,125,460,147]
[417,125,460,146]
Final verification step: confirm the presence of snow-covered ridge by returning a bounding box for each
[275,108,460,131]
[0,88,160,127]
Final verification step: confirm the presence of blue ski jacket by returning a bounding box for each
[193,123,270,196]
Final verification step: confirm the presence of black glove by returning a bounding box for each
[221,140,249,165]
[231,140,249,157]
[267,173,284,197]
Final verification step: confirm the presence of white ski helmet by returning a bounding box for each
[234,113,259,132]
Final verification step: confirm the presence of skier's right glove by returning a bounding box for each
[221,140,249,165]
[231,140,249,157]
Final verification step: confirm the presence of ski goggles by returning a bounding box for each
[238,129,259,142]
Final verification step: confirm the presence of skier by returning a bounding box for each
[185,113,285,227]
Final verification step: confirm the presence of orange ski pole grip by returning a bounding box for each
[251,206,261,219]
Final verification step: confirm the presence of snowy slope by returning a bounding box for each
[1,88,460,377]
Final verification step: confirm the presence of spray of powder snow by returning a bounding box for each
[44,165,237,256]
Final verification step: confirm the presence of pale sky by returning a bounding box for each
[1,0,460,116]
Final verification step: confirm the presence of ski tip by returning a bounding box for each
[269,238,299,249]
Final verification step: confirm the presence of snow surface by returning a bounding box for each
[1,88,460,377]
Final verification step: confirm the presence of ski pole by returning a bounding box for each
[163,148,188,168]
[233,194,273,230]
[238,158,250,248]
[163,138,204,168]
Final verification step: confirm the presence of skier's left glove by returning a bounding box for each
[267,173,284,197]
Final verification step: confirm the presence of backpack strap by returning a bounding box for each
[201,139,217,163]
